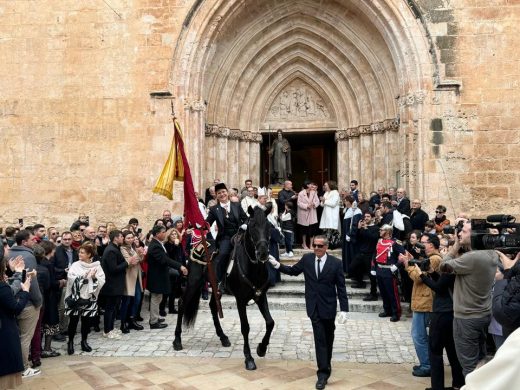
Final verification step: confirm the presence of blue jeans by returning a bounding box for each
[412,311,431,370]
[283,231,293,253]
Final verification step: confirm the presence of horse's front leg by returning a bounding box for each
[255,293,274,357]
[173,297,184,350]
[209,294,230,347]
[237,299,256,370]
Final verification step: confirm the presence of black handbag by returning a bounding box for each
[65,295,91,311]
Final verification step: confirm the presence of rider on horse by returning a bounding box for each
[205,182,249,286]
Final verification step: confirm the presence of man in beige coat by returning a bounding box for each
[400,233,442,377]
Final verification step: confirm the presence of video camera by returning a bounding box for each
[407,242,431,272]
[443,220,465,235]
[470,215,520,254]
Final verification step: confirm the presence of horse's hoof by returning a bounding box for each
[256,344,267,357]
[245,358,257,371]
[173,339,183,351]
[220,337,231,347]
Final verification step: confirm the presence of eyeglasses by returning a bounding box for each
[435,211,444,214]
[313,244,325,248]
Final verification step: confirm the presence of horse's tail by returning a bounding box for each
[182,261,205,328]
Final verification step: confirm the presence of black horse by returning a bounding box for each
[172,205,274,371]
[227,205,275,370]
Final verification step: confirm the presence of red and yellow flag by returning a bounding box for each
[153,117,206,228]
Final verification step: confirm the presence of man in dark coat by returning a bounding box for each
[394,188,411,216]
[100,230,135,335]
[147,225,187,329]
[410,199,429,232]
[206,182,248,282]
[269,235,348,390]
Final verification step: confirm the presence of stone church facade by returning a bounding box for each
[1,0,519,227]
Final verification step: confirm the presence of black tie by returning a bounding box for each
[316,258,321,278]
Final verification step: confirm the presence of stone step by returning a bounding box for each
[206,296,382,313]
[269,283,371,299]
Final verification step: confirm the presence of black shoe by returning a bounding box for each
[81,340,92,353]
[120,323,130,334]
[150,322,168,329]
[128,319,144,331]
[53,334,66,342]
[159,309,167,317]
[93,325,101,332]
[67,340,74,355]
[158,318,165,323]
[390,316,400,322]
[201,290,209,300]
[412,367,431,377]
[378,312,390,318]
[363,294,378,301]
[315,378,327,390]
[136,315,144,322]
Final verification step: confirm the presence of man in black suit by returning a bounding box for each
[394,188,411,216]
[269,235,349,390]
[147,225,188,329]
[205,182,248,282]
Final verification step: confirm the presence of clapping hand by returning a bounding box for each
[9,256,25,273]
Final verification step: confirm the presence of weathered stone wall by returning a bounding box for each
[1,0,519,230]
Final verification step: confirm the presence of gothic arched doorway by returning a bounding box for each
[169,0,436,197]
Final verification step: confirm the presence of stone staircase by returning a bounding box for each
[215,248,384,313]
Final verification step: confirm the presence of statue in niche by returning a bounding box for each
[268,129,292,184]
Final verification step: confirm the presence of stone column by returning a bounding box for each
[335,130,350,189]
[183,99,207,192]
[359,124,373,192]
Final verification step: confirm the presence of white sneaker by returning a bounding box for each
[108,330,121,339]
[280,253,288,258]
[113,328,122,335]
[22,367,41,378]
[287,252,294,257]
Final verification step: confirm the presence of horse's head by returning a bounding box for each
[246,204,272,263]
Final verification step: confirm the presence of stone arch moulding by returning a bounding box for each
[168,0,440,199]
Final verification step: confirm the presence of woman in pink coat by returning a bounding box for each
[297,183,320,249]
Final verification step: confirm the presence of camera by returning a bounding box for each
[409,258,431,272]
[443,220,465,235]
[470,215,520,254]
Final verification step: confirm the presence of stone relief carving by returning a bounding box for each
[204,125,262,143]
[266,80,331,120]
[398,90,427,107]
[334,118,400,142]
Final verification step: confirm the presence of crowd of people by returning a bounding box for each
[1,177,520,390]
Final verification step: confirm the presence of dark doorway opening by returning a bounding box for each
[260,131,337,190]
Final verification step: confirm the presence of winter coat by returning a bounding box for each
[297,189,319,227]
[319,189,341,230]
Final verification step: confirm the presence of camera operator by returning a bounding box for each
[414,234,464,390]
[441,221,500,378]
[492,251,520,340]
[399,233,442,378]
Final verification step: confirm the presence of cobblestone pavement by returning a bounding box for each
[53,307,417,365]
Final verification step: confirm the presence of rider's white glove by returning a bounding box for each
[239,224,248,231]
[337,311,348,325]
[370,270,376,276]
[345,235,351,242]
[390,264,398,273]
[268,255,280,269]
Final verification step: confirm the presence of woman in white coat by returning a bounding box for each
[319,181,340,233]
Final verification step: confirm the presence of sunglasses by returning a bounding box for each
[313,244,325,248]
[435,211,444,214]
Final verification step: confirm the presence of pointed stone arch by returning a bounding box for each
[170,0,442,195]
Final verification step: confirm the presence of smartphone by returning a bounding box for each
[18,218,24,227]
[137,228,142,234]
[85,216,90,223]
[22,269,27,283]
